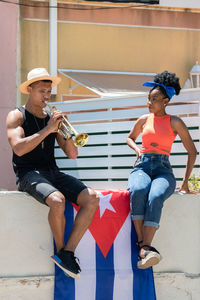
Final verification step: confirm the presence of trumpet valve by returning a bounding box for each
[58,122,71,140]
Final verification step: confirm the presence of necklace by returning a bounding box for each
[33,114,46,149]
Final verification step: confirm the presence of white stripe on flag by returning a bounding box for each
[74,209,96,300]
[113,214,133,300]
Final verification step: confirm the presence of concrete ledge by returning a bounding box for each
[154,273,200,300]
[0,276,54,300]
[0,274,199,300]
[0,191,54,277]
[153,192,200,275]
[0,191,200,300]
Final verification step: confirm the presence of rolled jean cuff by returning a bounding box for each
[144,221,159,229]
[131,215,144,221]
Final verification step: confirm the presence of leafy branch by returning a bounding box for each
[188,173,200,192]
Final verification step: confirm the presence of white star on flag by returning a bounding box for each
[97,192,116,218]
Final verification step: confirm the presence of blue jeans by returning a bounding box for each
[127,153,176,229]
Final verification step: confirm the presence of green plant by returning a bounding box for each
[188,173,200,192]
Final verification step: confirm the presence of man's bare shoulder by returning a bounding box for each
[6,108,23,128]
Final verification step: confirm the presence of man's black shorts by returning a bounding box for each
[18,169,87,205]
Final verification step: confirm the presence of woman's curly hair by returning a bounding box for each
[152,70,181,99]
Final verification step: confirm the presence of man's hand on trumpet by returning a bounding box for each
[46,110,66,133]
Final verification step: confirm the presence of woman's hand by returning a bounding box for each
[126,115,147,169]
[133,148,141,168]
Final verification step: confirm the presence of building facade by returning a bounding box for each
[0,0,200,189]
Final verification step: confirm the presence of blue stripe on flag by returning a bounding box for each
[54,194,157,300]
[96,244,114,300]
[54,201,75,300]
[131,223,157,300]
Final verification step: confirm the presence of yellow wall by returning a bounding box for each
[21,20,49,104]
[58,23,200,85]
[21,20,200,104]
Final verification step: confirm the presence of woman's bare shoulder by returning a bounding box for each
[136,114,149,124]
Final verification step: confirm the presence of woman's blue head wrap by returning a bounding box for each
[143,82,176,100]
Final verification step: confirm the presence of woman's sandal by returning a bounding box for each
[137,245,162,269]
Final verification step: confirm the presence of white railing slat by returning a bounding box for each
[78,117,199,133]
[66,104,198,123]
[55,142,200,157]
[56,155,200,169]
[53,92,200,186]
[56,116,200,134]
[52,90,200,113]
[81,181,128,190]
[62,167,199,180]
[59,129,199,145]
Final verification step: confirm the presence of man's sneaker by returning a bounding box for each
[51,249,81,279]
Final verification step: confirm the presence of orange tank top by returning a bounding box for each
[140,114,176,156]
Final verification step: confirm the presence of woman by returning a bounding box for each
[127,71,197,269]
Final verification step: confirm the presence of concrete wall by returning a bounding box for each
[0,191,199,300]
[0,1,18,190]
[153,192,200,300]
[0,191,54,300]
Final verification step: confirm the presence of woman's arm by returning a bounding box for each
[171,116,198,193]
[126,115,147,166]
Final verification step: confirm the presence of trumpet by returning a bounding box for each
[46,102,89,147]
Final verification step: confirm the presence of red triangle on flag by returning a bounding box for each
[73,189,130,258]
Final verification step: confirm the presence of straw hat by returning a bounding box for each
[19,68,61,94]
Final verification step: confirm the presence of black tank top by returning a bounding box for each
[12,106,58,180]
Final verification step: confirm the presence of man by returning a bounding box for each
[6,68,99,279]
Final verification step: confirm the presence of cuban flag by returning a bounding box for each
[54,190,156,300]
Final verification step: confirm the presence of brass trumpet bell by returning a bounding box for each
[46,103,89,147]
[74,133,89,148]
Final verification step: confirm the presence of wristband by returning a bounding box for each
[63,134,72,141]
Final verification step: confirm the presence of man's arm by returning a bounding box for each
[6,109,60,156]
[56,133,78,159]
